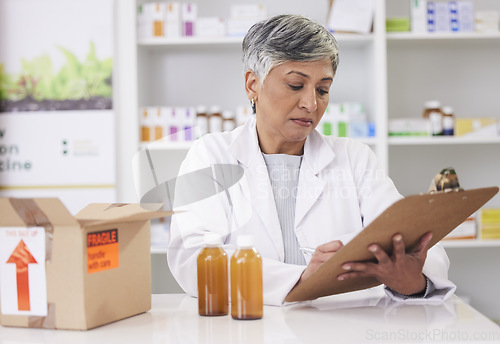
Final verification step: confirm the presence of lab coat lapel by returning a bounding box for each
[295,131,335,229]
[229,118,284,260]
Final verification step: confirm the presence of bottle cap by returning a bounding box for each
[442,106,454,115]
[424,100,441,109]
[236,235,254,248]
[203,232,222,246]
[222,110,234,119]
[196,105,207,114]
[209,105,222,115]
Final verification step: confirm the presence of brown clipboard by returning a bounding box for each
[285,186,499,302]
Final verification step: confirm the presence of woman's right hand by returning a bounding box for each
[299,240,344,282]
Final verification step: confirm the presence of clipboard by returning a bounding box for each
[285,186,499,302]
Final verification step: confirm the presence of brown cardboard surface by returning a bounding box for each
[285,187,499,302]
[75,203,172,226]
[0,198,172,330]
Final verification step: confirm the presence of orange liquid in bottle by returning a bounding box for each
[197,246,228,316]
[230,247,263,320]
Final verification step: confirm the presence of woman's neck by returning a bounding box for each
[257,133,305,156]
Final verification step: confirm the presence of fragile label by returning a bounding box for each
[87,229,119,274]
[0,226,48,316]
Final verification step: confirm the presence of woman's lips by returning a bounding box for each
[291,118,313,127]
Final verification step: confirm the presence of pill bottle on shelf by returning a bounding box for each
[422,100,442,119]
[230,235,263,320]
[442,106,455,136]
[222,110,237,132]
[423,100,444,136]
[197,232,228,316]
[196,105,209,138]
[208,105,223,133]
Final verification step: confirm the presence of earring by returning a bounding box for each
[250,99,256,114]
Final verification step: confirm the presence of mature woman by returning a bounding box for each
[167,14,455,306]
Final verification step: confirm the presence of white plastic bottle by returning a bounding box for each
[442,106,455,136]
[208,105,223,133]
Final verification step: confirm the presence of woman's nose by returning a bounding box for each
[299,87,318,112]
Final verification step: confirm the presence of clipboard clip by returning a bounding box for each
[428,167,464,194]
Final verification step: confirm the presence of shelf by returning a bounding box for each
[355,137,379,146]
[151,245,167,254]
[140,141,193,150]
[388,136,500,146]
[138,33,374,47]
[441,239,500,248]
[139,137,378,151]
[138,36,242,46]
[386,32,500,41]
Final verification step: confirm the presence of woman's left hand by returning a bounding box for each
[337,232,433,296]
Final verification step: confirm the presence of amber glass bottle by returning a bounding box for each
[197,232,228,316]
[230,235,263,320]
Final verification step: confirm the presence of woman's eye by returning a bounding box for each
[317,89,329,96]
[288,85,303,91]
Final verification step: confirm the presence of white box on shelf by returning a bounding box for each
[327,0,375,34]
[388,118,430,137]
[182,107,197,141]
[227,19,257,37]
[435,2,450,32]
[411,0,428,33]
[165,2,181,38]
[475,11,499,33]
[427,1,436,32]
[152,2,166,37]
[181,3,197,37]
[196,17,226,37]
[230,4,266,20]
[457,1,474,32]
[449,1,459,32]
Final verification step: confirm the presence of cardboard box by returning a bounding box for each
[0,198,171,330]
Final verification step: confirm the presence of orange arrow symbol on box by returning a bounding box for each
[6,239,38,311]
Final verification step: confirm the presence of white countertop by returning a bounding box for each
[1,288,499,343]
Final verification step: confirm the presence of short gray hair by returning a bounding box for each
[242,14,339,83]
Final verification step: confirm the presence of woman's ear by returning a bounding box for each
[244,70,259,101]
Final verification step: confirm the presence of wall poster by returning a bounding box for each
[0,0,116,214]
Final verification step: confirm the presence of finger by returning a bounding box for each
[414,232,433,256]
[368,244,391,264]
[341,262,370,272]
[316,240,343,254]
[392,233,405,259]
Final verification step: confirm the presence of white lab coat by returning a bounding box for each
[167,116,456,306]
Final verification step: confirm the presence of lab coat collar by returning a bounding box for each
[229,116,336,171]
[229,116,261,167]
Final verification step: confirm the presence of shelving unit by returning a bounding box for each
[115,0,500,318]
[441,239,500,248]
[389,136,500,145]
[387,31,500,40]
[386,0,500,321]
[138,32,375,46]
